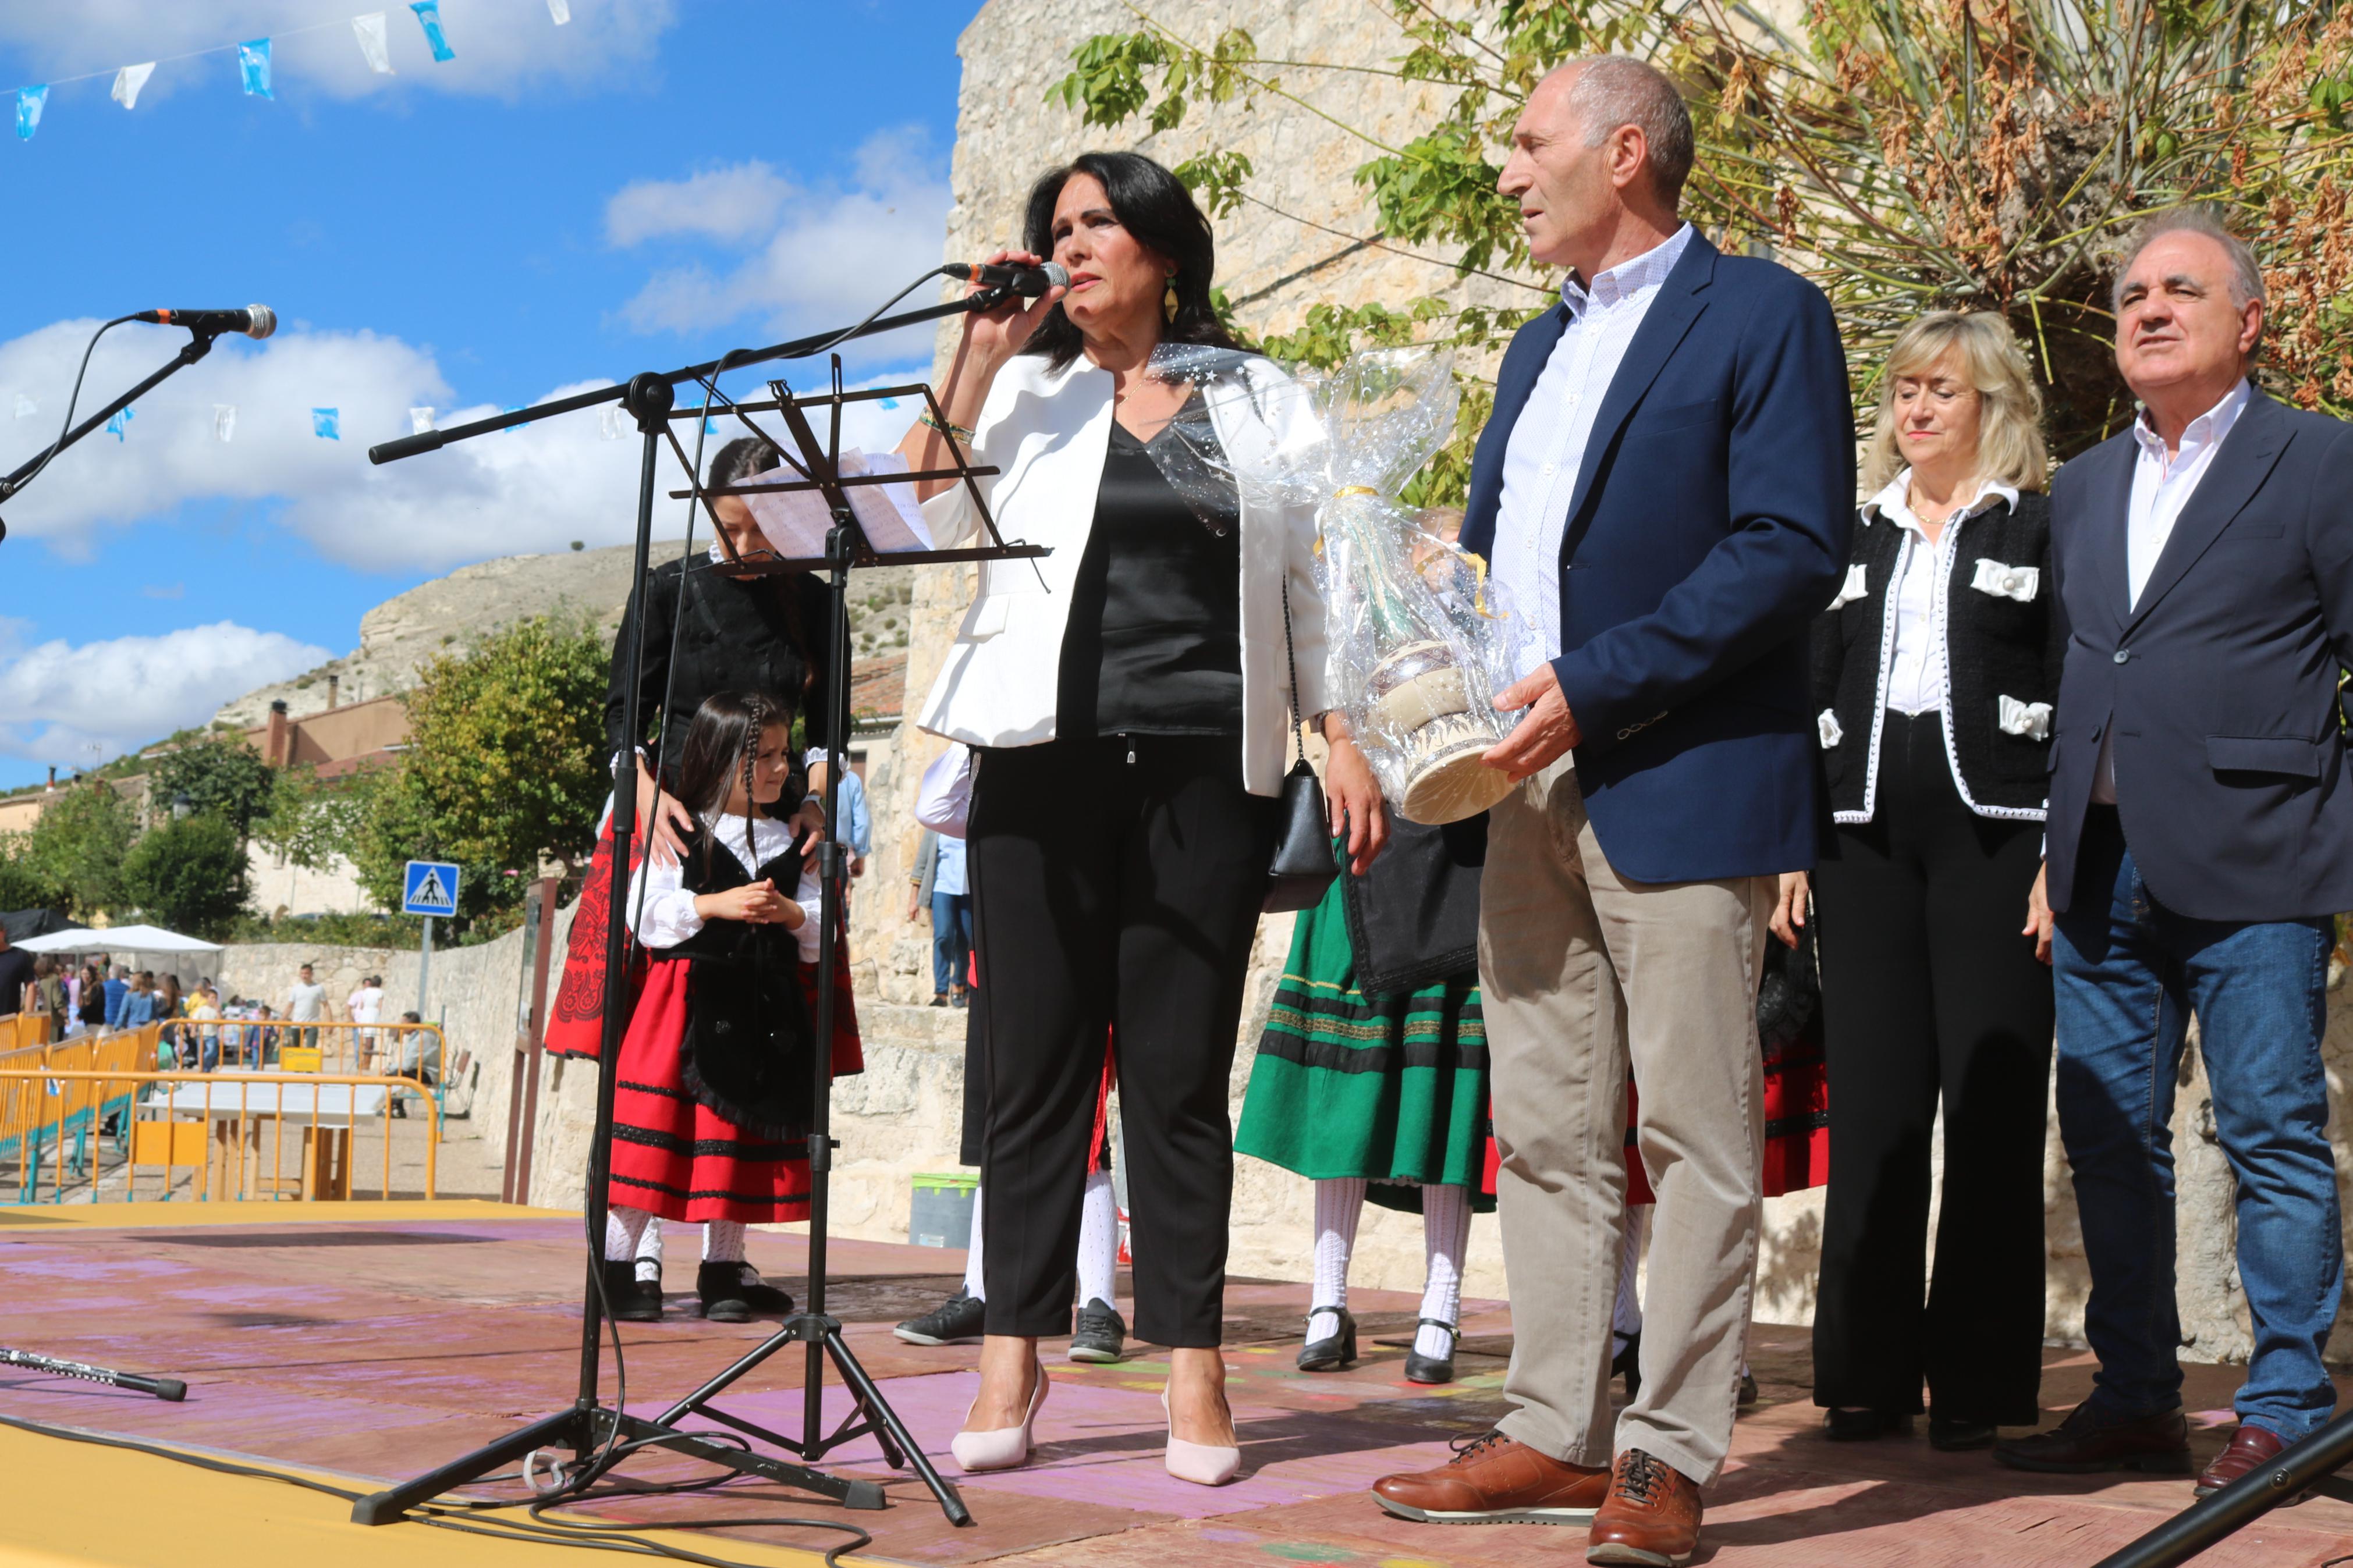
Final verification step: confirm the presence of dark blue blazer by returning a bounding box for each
[1460,232,1854,882]
[2045,389,2353,922]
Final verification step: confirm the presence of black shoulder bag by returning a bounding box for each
[1265,579,1343,912]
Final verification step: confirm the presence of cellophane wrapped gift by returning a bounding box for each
[1142,342,1522,824]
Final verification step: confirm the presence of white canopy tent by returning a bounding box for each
[17,924,221,955]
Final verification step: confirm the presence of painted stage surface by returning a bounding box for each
[1,1206,2348,1566]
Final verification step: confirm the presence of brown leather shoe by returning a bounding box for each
[1993,1400,2193,1475]
[2194,1424,2301,1500]
[1587,1448,1702,1566]
[1371,1429,1611,1524]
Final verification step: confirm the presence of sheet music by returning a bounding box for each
[743,448,936,559]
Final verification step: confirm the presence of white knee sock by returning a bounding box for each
[1309,1176,1366,1343]
[1415,1183,1471,1359]
[703,1219,747,1268]
[961,1183,986,1301]
[634,1212,665,1284]
[604,1204,652,1263]
[1613,1204,1649,1349]
[1076,1169,1119,1309]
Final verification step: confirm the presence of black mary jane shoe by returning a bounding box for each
[602,1260,662,1323]
[1824,1407,1913,1441]
[1297,1306,1357,1371]
[697,1261,793,1322]
[1402,1318,1460,1385]
[1929,1414,1998,1452]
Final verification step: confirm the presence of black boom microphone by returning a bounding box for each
[942,261,1069,297]
[130,305,277,339]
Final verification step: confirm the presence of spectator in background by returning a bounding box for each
[74,963,107,1037]
[0,927,31,1019]
[810,748,872,878]
[153,975,184,1064]
[286,963,327,1052]
[907,827,971,1008]
[30,958,66,1038]
[120,972,157,1030]
[190,986,222,1073]
[349,974,385,1070]
[103,963,130,1031]
[390,1011,430,1118]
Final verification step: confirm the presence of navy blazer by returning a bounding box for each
[2045,389,2353,922]
[1460,232,1854,882]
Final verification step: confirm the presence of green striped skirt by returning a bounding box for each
[1235,873,1493,1215]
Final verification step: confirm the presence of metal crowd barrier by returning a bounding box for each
[0,1068,438,1204]
[156,1016,448,1089]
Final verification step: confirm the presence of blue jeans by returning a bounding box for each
[2053,809,2342,1441]
[931,890,973,996]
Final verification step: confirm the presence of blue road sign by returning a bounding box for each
[403,859,461,917]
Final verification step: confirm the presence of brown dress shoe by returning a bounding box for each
[1993,1400,2193,1474]
[1371,1429,1612,1524]
[1587,1448,1702,1567]
[2194,1424,2299,1500]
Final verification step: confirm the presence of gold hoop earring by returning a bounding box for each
[1163,276,1180,323]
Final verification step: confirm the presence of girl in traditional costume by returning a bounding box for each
[598,691,844,1321]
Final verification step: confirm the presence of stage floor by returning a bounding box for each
[1,1203,2348,1567]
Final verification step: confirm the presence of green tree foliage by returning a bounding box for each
[119,812,250,940]
[1055,2,2353,477]
[348,617,609,925]
[255,761,383,873]
[0,844,66,913]
[19,783,137,919]
[147,735,279,839]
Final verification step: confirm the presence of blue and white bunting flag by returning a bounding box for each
[599,406,627,440]
[312,407,341,440]
[214,405,237,443]
[12,394,34,419]
[16,84,47,141]
[410,407,435,435]
[112,63,156,110]
[238,39,272,99]
[502,405,529,431]
[410,2,456,63]
[548,0,572,22]
[353,14,395,75]
[105,407,133,441]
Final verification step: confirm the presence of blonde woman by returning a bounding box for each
[1774,311,2057,1452]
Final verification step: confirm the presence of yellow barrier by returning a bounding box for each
[0,1012,52,1051]
[1,1069,438,1204]
[169,1018,449,1091]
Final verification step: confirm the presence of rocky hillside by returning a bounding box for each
[214,546,913,728]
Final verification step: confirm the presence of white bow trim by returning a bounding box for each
[1827,562,1869,610]
[1998,696,2053,741]
[1817,709,1844,749]
[1970,558,2039,602]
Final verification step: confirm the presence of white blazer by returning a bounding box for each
[916,349,1330,797]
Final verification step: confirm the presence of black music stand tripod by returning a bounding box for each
[347,287,1045,1531]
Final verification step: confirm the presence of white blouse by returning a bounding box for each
[624,809,824,962]
[1861,470,2021,716]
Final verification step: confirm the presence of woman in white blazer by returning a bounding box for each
[896,151,1385,1485]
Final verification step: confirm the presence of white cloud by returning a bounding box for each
[0,0,680,107]
[606,161,794,247]
[611,128,954,363]
[0,620,332,768]
[0,316,922,571]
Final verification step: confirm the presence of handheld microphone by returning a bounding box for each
[943,261,1069,298]
[131,305,277,340]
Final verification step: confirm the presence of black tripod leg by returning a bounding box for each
[604,1414,885,1510]
[823,1327,971,1526]
[350,1407,590,1525]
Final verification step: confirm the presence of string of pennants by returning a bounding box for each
[5,393,748,445]
[13,1,573,141]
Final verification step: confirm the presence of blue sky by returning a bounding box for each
[0,0,982,788]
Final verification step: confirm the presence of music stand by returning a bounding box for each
[349,288,1044,1532]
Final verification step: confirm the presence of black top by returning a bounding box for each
[1055,414,1244,738]
[0,947,32,1015]
[605,555,832,806]
[1811,490,2060,821]
[665,823,817,1139]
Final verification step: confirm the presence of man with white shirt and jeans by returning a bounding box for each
[1997,204,2351,1494]
[1369,57,1850,1566]
[286,963,328,1055]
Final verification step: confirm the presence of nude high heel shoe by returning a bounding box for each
[950,1357,1048,1473]
[1161,1388,1241,1486]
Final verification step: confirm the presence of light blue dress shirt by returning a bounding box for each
[1489,223,1695,680]
[933,833,968,898]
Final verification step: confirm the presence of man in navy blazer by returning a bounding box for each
[1995,206,2351,1494]
[1369,56,1851,1566]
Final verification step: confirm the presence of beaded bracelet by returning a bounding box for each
[918,413,975,441]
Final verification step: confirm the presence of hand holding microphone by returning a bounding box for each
[950,250,1068,368]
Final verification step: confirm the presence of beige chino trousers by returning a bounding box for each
[1479,754,1771,1487]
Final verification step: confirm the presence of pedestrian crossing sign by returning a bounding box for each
[403,859,461,917]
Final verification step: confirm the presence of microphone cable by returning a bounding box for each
[8,314,137,498]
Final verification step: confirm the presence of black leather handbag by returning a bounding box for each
[1265,582,1342,913]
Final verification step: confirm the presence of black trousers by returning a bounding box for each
[1811,710,2054,1424]
[967,735,1278,1346]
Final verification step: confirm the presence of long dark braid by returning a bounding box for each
[737,692,772,877]
[675,691,781,884]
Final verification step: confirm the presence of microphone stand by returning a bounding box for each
[348,282,1042,1533]
[0,325,229,541]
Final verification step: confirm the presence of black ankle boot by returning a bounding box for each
[1402,1318,1459,1385]
[697,1261,792,1321]
[1297,1306,1357,1371]
[602,1260,661,1322]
